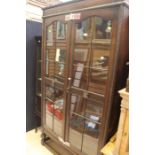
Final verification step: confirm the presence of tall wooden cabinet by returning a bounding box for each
[34,36,42,131]
[41,0,129,155]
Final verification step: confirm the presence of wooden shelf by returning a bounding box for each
[85,110,102,117]
[92,39,111,44]
[46,96,55,103]
[75,40,91,44]
[71,112,101,125]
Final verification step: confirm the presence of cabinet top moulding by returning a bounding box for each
[42,0,129,18]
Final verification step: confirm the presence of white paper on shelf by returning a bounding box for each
[71,95,77,103]
[76,63,84,72]
[75,71,82,79]
[90,115,99,121]
[70,104,75,112]
[73,79,80,87]
[88,122,96,129]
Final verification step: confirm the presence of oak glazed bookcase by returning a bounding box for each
[41,0,129,155]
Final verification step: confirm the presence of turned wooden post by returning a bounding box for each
[114,89,129,155]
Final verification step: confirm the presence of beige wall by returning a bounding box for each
[26,4,43,23]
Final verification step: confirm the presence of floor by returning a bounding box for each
[26,128,57,155]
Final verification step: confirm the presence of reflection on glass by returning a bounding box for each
[91,49,109,82]
[85,100,102,119]
[46,61,55,78]
[69,93,102,153]
[69,116,84,150]
[95,17,112,39]
[92,56,109,68]
[46,85,55,99]
[72,49,88,88]
[56,21,66,40]
[46,25,53,46]
[54,98,64,122]
[74,49,88,62]
[70,94,102,123]
[55,48,66,62]
[70,94,84,115]
[55,48,66,77]
[72,63,85,88]
[46,102,53,130]
[82,128,99,155]
[72,107,99,136]
[46,84,63,100]
[91,69,108,82]
[45,84,64,137]
[76,18,91,41]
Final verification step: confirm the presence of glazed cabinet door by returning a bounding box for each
[65,8,117,155]
[42,15,70,141]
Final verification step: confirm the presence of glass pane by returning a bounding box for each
[55,48,66,63]
[82,123,100,155]
[53,97,64,137]
[69,93,84,148]
[72,49,89,89]
[70,94,84,115]
[55,48,66,81]
[45,82,54,100]
[69,114,84,151]
[95,17,112,39]
[75,18,91,41]
[46,101,54,130]
[46,49,55,77]
[74,49,88,62]
[45,84,64,101]
[45,80,64,137]
[85,99,103,120]
[55,63,65,77]
[46,24,53,46]
[82,97,102,155]
[91,49,109,81]
[56,21,66,40]
[84,121,100,138]
[46,48,66,82]
[68,93,102,153]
